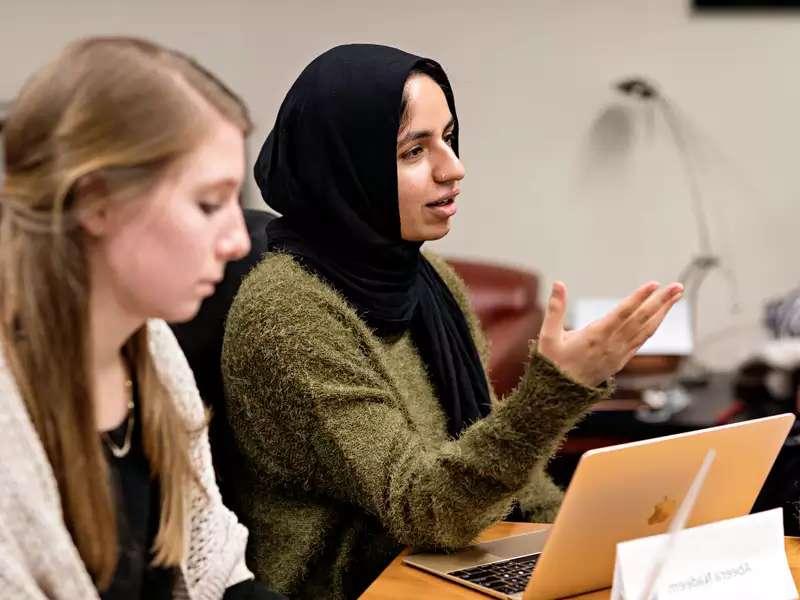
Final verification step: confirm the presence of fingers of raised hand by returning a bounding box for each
[624,284,685,349]
[596,281,660,335]
[540,281,568,342]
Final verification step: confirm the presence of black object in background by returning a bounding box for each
[695,0,800,8]
[170,208,275,507]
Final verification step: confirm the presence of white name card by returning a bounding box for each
[611,508,797,600]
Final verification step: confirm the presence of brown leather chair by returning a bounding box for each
[446,258,544,398]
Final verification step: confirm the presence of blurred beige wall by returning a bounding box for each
[2,0,799,368]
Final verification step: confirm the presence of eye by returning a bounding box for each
[444,132,455,146]
[400,145,424,161]
[197,199,222,215]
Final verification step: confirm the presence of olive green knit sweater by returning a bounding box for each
[222,253,610,599]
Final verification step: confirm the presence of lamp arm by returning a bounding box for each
[657,98,715,259]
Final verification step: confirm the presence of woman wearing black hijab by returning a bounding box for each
[222,44,682,599]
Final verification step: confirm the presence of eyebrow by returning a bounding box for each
[197,178,240,194]
[397,117,455,147]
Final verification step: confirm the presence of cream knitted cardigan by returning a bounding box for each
[0,319,252,599]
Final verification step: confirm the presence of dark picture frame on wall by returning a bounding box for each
[695,0,800,8]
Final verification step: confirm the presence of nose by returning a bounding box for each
[216,203,251,263]
[433,144,465,185]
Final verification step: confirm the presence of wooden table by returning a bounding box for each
[360,522,800,599]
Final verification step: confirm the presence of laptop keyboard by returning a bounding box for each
[449,553,540,595]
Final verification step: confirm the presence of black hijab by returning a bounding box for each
[255,44,491,437]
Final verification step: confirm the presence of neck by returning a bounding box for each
[87,254,145,430]
[89,283,143,372]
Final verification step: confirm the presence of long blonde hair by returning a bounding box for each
[0,37,251,590]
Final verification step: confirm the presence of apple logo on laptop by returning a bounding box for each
[648,496,677,526]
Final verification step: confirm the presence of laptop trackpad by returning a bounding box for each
[476,529,550,559]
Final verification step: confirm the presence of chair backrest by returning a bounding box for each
[170,208,275,502]
[446,259,543,397]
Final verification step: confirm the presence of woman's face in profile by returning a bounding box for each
[396,74,465,242]
[83,112,251,323]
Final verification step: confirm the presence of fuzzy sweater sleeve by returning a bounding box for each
[223,256,608,551]
[423,254,594,521]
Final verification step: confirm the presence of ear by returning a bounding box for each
[73,174,110,237]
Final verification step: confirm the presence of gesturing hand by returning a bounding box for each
[536,281,684,388]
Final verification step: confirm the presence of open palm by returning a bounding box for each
[537,280,684,388]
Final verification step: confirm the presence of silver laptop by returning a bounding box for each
[404,413,794,599]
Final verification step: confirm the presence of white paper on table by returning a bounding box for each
[573,298,693,356]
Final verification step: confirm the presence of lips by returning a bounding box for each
[426,197,455,208]
[425,189,459,208]
[197,277,222,297]
[425,192,459,218]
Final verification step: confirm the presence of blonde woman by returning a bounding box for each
[0,38,283,599]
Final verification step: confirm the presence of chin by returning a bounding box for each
[424,225,451,241]
[402,223,452,242]
[161,299,204,324]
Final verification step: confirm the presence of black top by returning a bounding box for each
[100,381,286,600]
[100,382,173,600]
[100,385,173,600]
